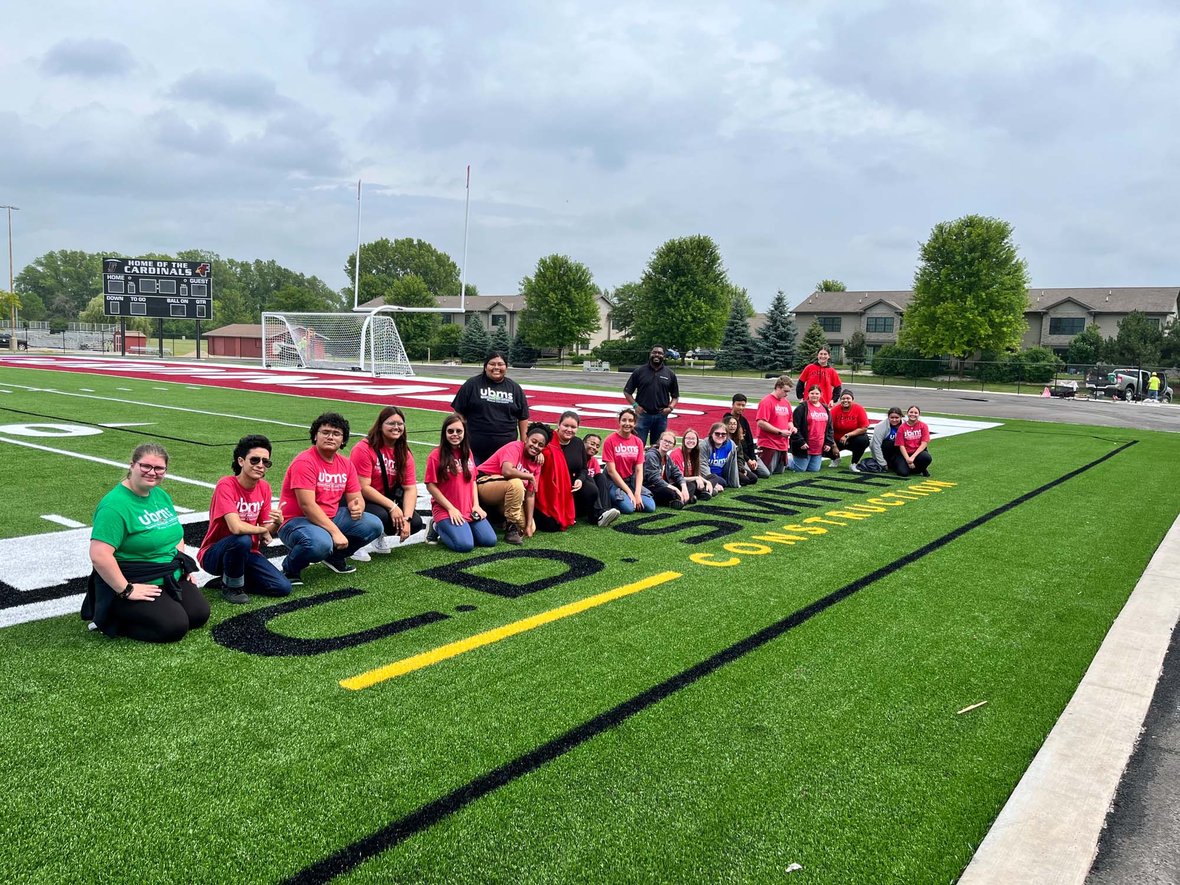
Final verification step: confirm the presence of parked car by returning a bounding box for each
[1085,367,1173,403]
[665,348,681,360]
[687,348,718,360]
[0,333,28,350]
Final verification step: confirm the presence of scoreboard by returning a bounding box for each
[102,258,213,320]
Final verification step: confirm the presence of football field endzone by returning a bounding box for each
[283,442,1137,883]
[1,422,1173,882]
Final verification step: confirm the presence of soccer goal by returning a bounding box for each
[261,308,414,376]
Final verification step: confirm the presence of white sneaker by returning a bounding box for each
[371,534,392,554]
[350,547,372,562]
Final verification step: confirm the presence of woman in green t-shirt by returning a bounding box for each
[84,443,209,642]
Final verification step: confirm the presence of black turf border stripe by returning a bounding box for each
[284,441,1137,884]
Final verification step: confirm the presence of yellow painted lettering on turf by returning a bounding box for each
[723,542,772,555]
[340,571,683,689]
[804,516,846,527]
[785,523,829,535]
[826,510,871,520]
[690,552,742,567]
[751,531,809,545]
[867,497,904,506]
[885,489,926,498]
[922,480,957,488]
[909,483,943,493]
[847,503,886,513]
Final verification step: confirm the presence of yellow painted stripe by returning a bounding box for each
[340,570,683,690]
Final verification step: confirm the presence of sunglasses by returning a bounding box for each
[246,456,273,468]
[713,431,728,437]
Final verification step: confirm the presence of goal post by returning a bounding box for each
[261,307,414,376]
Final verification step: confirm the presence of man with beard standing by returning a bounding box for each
[624,345,680,447]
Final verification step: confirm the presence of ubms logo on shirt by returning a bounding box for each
[479,387,516,404]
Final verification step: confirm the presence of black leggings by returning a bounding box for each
[883,441,932,477]
[536,477,608,532]
[841,434,871,463]
[651,484,696,508]
[363,501,425,536]
[108,579,210,643]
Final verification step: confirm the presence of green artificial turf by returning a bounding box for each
[1,364,1177,884]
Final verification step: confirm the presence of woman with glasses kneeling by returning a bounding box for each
[84,444,208,643]
[645,431,695,509]
[196,435,291,605]
[424,414,498,552]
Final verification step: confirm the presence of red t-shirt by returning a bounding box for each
[350,438,417,492]
[476,440,542,487]
[198,475,272,565]
[899,420,930,454]
[755,393,793,451]
[806,405,829,452]
[425,446,477,522]
[279,447,360,520]
[585,455,602,477]
[831,403,869,439]
[602,432,644,480]
[798,363,842,403]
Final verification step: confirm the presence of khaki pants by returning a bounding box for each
[476,476,526,529]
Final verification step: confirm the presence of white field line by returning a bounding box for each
[41,514,86,528]
[0,436,216,488]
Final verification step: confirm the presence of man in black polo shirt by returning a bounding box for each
[624,345,680,447]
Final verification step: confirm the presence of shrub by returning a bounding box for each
[871,345,940,378]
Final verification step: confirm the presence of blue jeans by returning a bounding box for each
[790,454,823,472]
[635,411,668,448]
[278,509,384,577]
[200,534,293,596]
[435,515,498,552]
[608,482,656,514]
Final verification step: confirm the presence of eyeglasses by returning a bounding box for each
[246,456,273,468]
[136,462,167,474]
[385,421,405,428]
[317,429,344,438]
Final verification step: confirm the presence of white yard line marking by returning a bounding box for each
[1,384,308,428]
[79,388,94,392]
[98,422,155,428]
[0,436,216,488]
[41,514,86,529]
[116,387,132,391]
[174,506,194,513]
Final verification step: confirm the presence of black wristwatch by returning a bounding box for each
[119,582,133,599]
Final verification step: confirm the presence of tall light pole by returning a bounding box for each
[1,204,18,352]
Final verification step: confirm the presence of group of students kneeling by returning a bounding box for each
[82,388,932,643]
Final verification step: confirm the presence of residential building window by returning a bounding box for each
[865,316,894,334]
[1048,317,1085,336]
[818,316,841,333]
[490,314,507,327]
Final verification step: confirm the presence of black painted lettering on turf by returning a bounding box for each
[282,441,1139,885]
[212,588,449,657]
[610,513,746,544]
[417,549,605,599]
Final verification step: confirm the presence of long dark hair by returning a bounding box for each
[680,429,701,476]
[365,406,409,481]
[437,413,472,481]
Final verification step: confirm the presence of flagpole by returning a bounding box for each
[459,165,471,311]
[353,178,362,310]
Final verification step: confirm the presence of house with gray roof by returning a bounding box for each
[791,287,1179,361]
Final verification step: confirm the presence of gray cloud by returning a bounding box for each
[40,38,136,79]
[168,70,289,113]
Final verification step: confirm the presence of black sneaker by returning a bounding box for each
[282,569,304,587]
[920,469,931,477]
[324,557,357,575]
[426,522,440,545]
[221,587,251,605]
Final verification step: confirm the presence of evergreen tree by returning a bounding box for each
[757,290,798,371]
[509,329,539,366]
[490,323,512,355]
[716,297,760,370]
[459,317,492,363]
[797,321,831,370]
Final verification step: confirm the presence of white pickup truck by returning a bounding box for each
[1086,368,1172,402]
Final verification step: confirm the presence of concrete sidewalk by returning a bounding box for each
[958,515,1180,884]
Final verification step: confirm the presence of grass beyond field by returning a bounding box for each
[1,364,1177,883]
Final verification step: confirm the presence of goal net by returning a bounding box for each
[261,309,414,376]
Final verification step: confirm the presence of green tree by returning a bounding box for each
[431,322,463,359]
[715,297,760,370]
[519,254,600,362]
[1162,320,1180,366]
[845,330,867,370]
[632,235,731,352]
[271,285,335,313]
[797,321,832,370]
[903,215,1030,357]
[730,286,755,318]
[345,237,467,301]
[816,279,846,292]
[383,274,440,359]
[1065,323,1104,366]
[490,323,512,355]
[15,250,104,319]
[606,282,643,340]
[1105,310,1164,367]
[459,317,492,363]
[757,290,797,371]
[509,329,539,367]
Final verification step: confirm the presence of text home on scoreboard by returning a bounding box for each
[102,258,213,320]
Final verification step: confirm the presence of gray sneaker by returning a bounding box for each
[597,507,621,528]
[221,587,251,605]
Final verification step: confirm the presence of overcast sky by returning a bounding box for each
[2,1,1178,310]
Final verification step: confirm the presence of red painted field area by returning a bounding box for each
[0,356,731,434]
